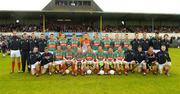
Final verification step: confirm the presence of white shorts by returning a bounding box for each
[158,62,171,71]
[86,61,94,64]
[93,50,97,54]
[48,51,54,55]
[10,50,21,57]
[54,61,63,65]
[138,60,146,67]
[116,60,124,65]
[43,63,52,69]
[124,61,135,64]
[153,50,160,53]
[31,62,40,69]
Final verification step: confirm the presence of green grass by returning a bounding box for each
[0,48,180,94]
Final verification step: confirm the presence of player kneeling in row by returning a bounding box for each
[156,45,171,76]
[96,46,106,74]
[41,47,54,75]
[135,46,147,75]
[146,46,158,74]
[124,45,136,74]
[62,46,76,75]
[84,46,96,75]
[114,46,126,75]
[75,48,85,76]
[53,46,65,74]
[30,47,41,76]
[105,48,116,75]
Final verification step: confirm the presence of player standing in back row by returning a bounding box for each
[9,31,21,73]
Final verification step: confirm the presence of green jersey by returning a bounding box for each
[101,39,111,51]
[69,39,80,52]
[54,51,65,61]
[75,52,84,61]
[47,40,57,52]
[85,51,96,61]
[91,39,101,51]
[65,50,74,60]
[122,39,131,51]
[114,51,125,60]
[113,39,122,51]
[96,51,106,61]
[59,39,68,50]
[106,52,114,61]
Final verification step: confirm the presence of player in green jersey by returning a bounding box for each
[69,34,80,52]
[101,34,112,52]
[113,34,122,52]
[53,45,65,73]
[47,34,58,54]
[122,34,131,51]
[75,47,85,76]
[105,48,115,74]
[84,45,96,73]
[62,45,75,75]
[114,46,126,75]
[96,46,106,74]
[91,32,101,53]
[59,33,68,50]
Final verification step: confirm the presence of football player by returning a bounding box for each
[156,45,171,76]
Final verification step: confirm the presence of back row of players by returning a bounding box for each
[9,31,171,76]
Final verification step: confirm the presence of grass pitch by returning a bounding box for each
[0,48,180,94]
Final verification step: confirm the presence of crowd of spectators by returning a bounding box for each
[0,23,180,33]
[46,22,98,32]
[0,23,42,32]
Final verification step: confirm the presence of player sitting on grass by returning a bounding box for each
[96,46,106,74]
[105,48,115,74]
[146,46,158,74]
[84,45,96,74]
[75,48,85,76]
[41,47,54,75]
[53,45,65,74]
[124,45,136,74]
[29,47,41,76]
[135,46,147,75]
[62,45,75,75]
[156,45,171,76]
[114,46,125,75]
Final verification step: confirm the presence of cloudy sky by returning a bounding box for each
[0,0,180,14]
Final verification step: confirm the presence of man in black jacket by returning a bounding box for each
[156,45,171,76]
[29,47,41,76]
[131,33,141,51]
[38,33,47,54]
[124,45,136,74]
[41,47,54,75]
[135,46,147,75]
[20,33,30,72]
[161,34,170,51]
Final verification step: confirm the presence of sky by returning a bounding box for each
[0,0,180,14]
[94,0,180,14]
[0,0,51,11]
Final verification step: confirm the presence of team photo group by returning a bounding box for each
[8,30,171,77]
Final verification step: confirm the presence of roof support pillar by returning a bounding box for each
[42,14,46,32]
[99,15,103,32]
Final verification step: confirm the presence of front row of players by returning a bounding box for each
[30,45,171,77]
